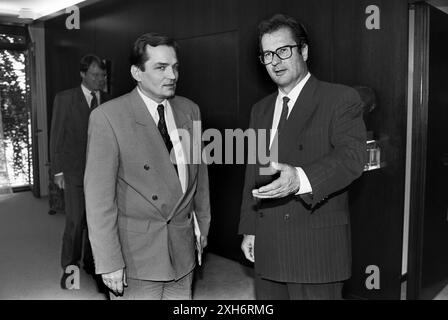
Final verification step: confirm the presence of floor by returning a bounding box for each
[1,191,447,300]
[0,192,255,300]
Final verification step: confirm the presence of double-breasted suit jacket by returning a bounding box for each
[84,88,211,281]
[239,75,366,283]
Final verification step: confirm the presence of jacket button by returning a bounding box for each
[188,213,191,219]
[259,212,264,218]
[284,213,290,220]
[152,195,158,201]
[144,164,150,170]
[298,144,303,150]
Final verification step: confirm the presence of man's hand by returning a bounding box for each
[102,268,127,296]
[252,162,300,199]
[241,234,255,262]
[54,174,65,189]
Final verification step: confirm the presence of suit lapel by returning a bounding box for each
[259,94,277,162]
[278,76,318,161]
[166,97,198,220]
[76,87,90,115]
[129,89,183,208]
[170,98,193,190]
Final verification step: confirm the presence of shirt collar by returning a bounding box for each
[277,72,311,107]
[81,84,98,97]
[136,86,167,118]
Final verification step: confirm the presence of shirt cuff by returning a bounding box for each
[54,172,63,176]
[295,167,312,195]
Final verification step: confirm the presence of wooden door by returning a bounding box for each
[408,3,448,300]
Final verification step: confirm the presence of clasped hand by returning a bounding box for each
[252,162,300,199]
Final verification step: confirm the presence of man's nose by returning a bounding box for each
[271,53,281,66]
[166,67,177,79]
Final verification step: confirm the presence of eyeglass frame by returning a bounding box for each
[259,44,301,65]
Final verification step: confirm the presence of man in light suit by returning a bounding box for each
[239,14,366,300]
[49,54,109,289]
[84,33,210,300]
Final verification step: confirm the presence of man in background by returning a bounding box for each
[84,33,210,299]
[49,54,109,290]
[239,14,366,300]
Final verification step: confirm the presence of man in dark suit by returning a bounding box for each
[49,54,109,289]
[84,33,210,299]
[239,14,366,300]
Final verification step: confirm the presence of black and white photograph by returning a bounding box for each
[0,0,448,306]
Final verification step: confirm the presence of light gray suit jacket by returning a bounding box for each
[84,88,210,281]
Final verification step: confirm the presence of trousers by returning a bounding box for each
[60,177,93,269]
[110,271,194,300]
[255,273,344,300]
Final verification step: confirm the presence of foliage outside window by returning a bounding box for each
[0,36,32,186]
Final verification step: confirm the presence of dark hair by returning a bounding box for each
[80,54,105,73]
[258,14,309,53]
[130,32,179,71]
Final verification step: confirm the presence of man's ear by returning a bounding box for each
[301,44,309,62]
[130,65,141,82]
[80,71,86,80]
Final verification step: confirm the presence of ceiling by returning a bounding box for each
[0,0,102,25]
[0,0,447,26]
[427,0,448,13]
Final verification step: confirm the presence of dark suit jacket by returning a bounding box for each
[238,75,366,283]
[84,88,211,281]
[49,86,110,185]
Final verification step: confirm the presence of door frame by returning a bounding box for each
[406,2,430,300]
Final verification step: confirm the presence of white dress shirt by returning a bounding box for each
[137,87,187,193]
[81,84,100,107]
[269,72,312,195]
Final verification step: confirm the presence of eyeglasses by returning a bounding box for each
[259,44,299,65]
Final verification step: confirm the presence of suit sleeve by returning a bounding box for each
[49,94,66,175]
[193,106,211,237]
[238,106,258,235]
[301,88,367,208]
[84,109,125,274]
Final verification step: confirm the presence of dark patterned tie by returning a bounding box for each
[90,91,98,109]
[157,104,178,174]
[277,96,290,134]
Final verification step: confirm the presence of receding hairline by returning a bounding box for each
[140,44,179,65]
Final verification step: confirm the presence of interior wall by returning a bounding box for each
[44,0,409,299]
[331,0,409,299]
